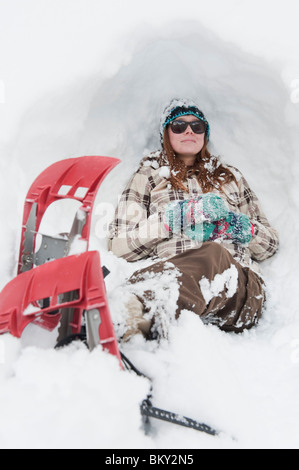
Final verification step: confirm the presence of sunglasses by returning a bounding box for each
[169,119,206,135]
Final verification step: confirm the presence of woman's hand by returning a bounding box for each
[189,193,229,224]
[208,212,254,244]
[164,193,229,233]
[164,195,254,245]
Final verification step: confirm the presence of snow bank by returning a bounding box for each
[1,15,299,449]
[0,336,150,449]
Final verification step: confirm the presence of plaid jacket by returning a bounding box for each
[107,152,279,273]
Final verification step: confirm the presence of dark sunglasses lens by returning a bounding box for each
[170,121,188,133]
[190,121,206,134]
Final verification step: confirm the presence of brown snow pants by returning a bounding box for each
[128,242,265,334]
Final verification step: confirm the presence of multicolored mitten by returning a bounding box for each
[164,198,254,245]
[190,193,229,224]
[164,193,229,234]
[208,212,254,244]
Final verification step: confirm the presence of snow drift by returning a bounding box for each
[1,20,299,449]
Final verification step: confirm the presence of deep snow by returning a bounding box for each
[1,2,299,449]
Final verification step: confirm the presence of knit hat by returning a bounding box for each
[160,98,210,143]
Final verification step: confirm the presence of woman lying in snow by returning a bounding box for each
[107,98,279,339]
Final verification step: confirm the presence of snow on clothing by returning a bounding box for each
[128,242,266,334]
[107,152,279,334]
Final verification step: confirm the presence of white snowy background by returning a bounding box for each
[1,0,299,449]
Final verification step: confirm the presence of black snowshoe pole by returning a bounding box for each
[140,397,218,436]
[120,352,219,437]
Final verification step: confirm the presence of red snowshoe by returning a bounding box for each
[0,156,122,365]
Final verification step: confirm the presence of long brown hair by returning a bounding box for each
[161,128,236,193]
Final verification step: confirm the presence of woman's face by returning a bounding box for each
[167,115,205,164]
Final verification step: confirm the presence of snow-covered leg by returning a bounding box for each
[122,295,151,342]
